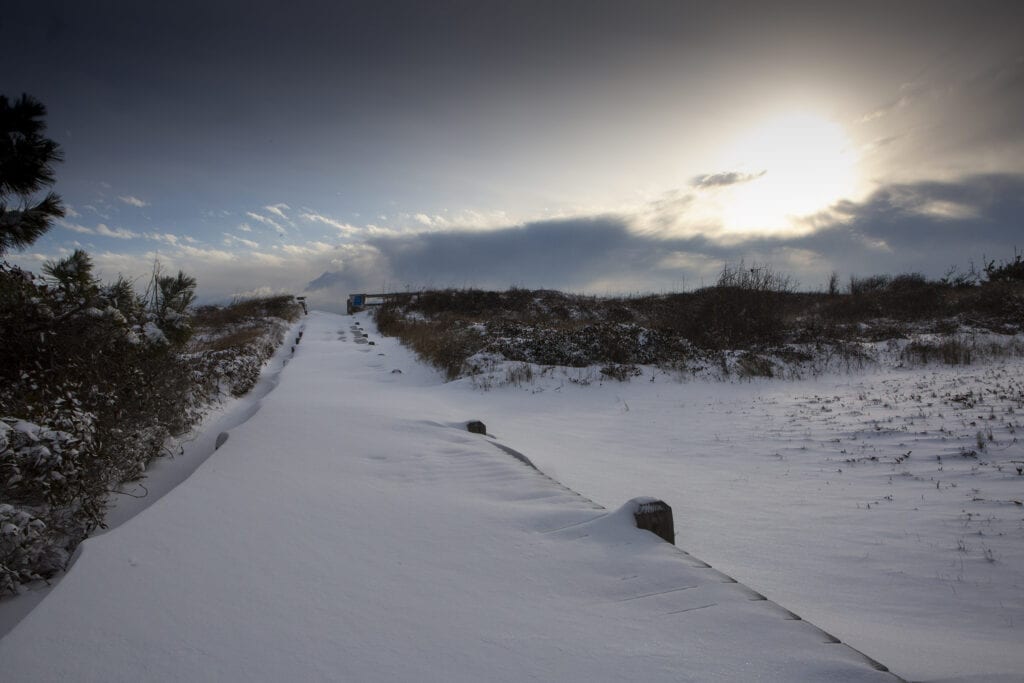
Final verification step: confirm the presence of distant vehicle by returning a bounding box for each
[346,293,387,315]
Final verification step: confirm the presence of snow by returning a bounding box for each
[433,363,1024,682]
[142,321,168,345]
[0,311,1021,681]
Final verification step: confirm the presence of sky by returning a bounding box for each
[3,0,1023,311]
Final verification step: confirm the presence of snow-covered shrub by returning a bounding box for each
[0,270,299,595]
[0,504,67,595]
[0,259,209,594]
[0,413,95,592]
[190,296,300,396]
[374,266,1024,382]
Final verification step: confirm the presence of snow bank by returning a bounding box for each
[0,312,894,682]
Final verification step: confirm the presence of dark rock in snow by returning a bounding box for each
[466,420,487,435]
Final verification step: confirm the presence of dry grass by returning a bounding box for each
[194,325,267,352]
[192,295,301,329]
[373,266,1024,381]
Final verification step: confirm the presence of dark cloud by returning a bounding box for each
[368,216,656,290]
[306,173,1024,302]
[826,174,1024,245]
[787,173,1024,276]
[691,170,766,189]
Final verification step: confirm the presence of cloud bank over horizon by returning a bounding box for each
[291,172,1024,311]
[3,2,1022,312]
[9,172,1021,315]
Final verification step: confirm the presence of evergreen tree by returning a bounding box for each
[43,248,99,298]
[157,271,198,315]
[0,93,65,255]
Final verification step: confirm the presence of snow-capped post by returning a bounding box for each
[466,420,486,435]
[633,499,674,545]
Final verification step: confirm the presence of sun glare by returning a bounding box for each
[714,112,859,233]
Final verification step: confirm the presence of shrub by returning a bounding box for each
[371,256,1024,382]
[600,364,642,381]
[0,260,204,592]
[0,264,299,594]
[984,252,1024,283]
[903,338,973,366]
[737,352,775,378]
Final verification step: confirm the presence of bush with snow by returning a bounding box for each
[0,256,301,595]
[375,260,1024,382]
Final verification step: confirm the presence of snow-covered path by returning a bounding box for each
[0,312,896,682]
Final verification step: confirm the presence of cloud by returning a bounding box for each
[47,237,351,313]
[82,204,110,219]
[858,54,1024,177]
[264,203,289,219]
[58,220,138,239]
[305,243,389,298]
[307,216,670,297]
[246,211,285,234]
[691,170,767,189]
[223,233,260,249]
[405,208,514,231]
[58,219,95,235]
[33,173,1024,315]
[301,172,1024,305]
[798,174,1024,251]
[237,223,253,232]
[175,244,237,262]
[300,210,360,235]
[146,232,184,246]
[857,87,919,124]
[118,195,149,207]
[280,241,335,256]
[263,203,296,227]
[95,224,139,239]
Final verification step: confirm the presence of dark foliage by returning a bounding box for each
[0,261,301,594]
[0,94,64,254]
[984,252,1024,283]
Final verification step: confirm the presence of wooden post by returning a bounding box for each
[634,500,674,544]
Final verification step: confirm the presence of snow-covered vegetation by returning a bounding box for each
[0,257,300,595]
[0,92,303,594]
[3,311,1021,681]
[0,312,906,682]
[375,260,1024,382]
[371,271,1024,680]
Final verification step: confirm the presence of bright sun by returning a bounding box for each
[714,112,859,233]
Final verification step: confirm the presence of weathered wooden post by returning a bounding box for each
[634,499,674,544]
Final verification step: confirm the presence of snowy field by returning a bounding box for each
[437,338,1024,682]
[1,310,1021,682]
